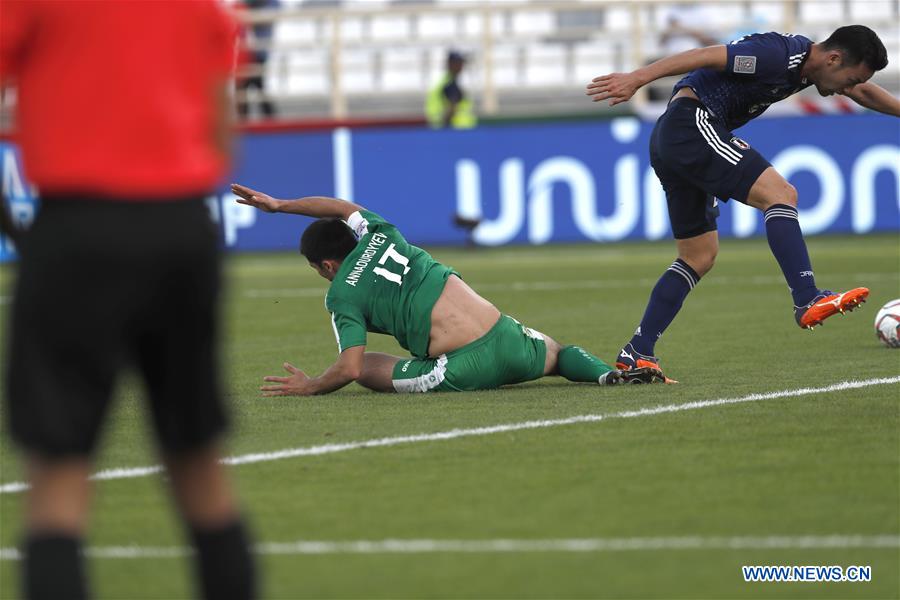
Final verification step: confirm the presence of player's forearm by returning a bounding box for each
[306,350,364,395]
[274,196,362,220]
[306,363,359,395]
[847,83,900,117]
[634,45,726,87]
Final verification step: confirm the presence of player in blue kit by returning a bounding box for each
[586,25,899,378]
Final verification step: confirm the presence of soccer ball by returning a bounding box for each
[874,300,900,348]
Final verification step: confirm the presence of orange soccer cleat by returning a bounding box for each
[794,287,869,330]
[600,366,667,385]
[615,343,678,384]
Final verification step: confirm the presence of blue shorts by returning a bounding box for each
[650,97,771,239]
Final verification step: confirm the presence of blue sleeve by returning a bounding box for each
[725,34,786,80]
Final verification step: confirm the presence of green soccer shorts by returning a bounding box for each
[391,314,547,392]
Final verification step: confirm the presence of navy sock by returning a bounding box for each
[629,258,699,356]
[764,204,818,306]
[24,533,87,600]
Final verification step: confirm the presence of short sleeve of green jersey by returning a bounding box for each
[345,209,393,240]
[327,299,367,352]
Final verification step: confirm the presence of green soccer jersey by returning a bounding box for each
[325,210,457,358]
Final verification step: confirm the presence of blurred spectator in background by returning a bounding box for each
[726,14,773,46]
[237,0,278,120]
[658,3,717,55]
[425,49,480,240]
[649,3,718,100]
[0,2,256,599]
[426,50,477,129]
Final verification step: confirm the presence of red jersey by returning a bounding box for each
[0,0,236,198]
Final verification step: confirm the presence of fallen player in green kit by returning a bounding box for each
[232,183,667,395]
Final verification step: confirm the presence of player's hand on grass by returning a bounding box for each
[261,362,312,396]
[586,72,641,106]
[232,183,282,213]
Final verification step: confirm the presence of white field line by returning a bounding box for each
[1,376,897,496]
[1,535,898,561]
[240,271,896,299]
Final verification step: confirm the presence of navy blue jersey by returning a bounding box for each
[674,32,813,130]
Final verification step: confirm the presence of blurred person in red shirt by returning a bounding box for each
[0,2,256,599]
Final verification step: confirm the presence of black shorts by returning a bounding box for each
[4,197,228,457]
[649,97,771,239]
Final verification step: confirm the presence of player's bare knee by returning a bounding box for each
[703,252,717,275]
[25,455,93,533]
[358,353,401,392]
[755,178,797,208]
[748,170,798,210]
[163,445,237,526]
[542,335,562,375]
[679,247,717,276]
[781,182,798,207]
[691,254,716,276]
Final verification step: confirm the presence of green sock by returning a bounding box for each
[557,345,614,382]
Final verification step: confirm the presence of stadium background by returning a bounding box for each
[1,1,898,599]
[1,0,898,258]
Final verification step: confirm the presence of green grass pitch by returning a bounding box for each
[1,233,898,599]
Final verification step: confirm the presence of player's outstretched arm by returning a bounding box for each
[232,182,364,220]
[260,346,365,397]
[585,45,726,106]
[842,82,900,117]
